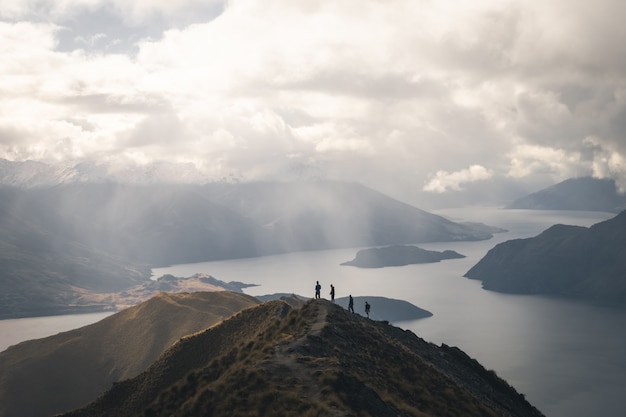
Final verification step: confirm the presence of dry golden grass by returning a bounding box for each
[0,291,259,417]
[59,299,543,417]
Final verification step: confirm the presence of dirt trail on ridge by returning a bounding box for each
[261,300,346,415]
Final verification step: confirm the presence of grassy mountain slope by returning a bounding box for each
[60,299,544,417]
[0,291,259,417]
[464,211,626,304]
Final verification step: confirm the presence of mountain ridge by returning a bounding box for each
[58,298,544,417]
[0,291,261,417]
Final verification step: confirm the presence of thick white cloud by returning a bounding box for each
[424,165,494,193]
[1,0,626,203]
[507,144,583,179]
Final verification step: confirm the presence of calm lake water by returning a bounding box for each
[0,311,114,352]
[2,208,624,417]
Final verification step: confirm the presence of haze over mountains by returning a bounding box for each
[3,156,626,319]
[1,161,623,416]
[0,177,493,319]
[506,177,626,213]
[0,158,211,189]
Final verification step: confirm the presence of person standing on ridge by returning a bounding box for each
[348,294,354,313]
[365,301,371,318]
[330,284,335,303]
[315,281,321,299]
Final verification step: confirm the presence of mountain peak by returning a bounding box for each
[506,176,626,212]
[61,299,544,417]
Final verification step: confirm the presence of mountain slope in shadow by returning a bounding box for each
[465,210,626,305]
[59,299,544,417]
[0,291,260,417]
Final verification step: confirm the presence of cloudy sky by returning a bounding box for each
[1,0,625,205]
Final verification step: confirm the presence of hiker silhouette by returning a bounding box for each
[365,301,371,318]
[348,294,354,313]
[330,284,335,303]
[315,281,321,299]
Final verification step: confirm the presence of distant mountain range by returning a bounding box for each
[0,158,212,188]
[0,181,494,318]
[4,293,543,417]
[465,210,626,305]
[506,177,626,212]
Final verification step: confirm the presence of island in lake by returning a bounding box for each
[341,245,465,268]
[256,293,433,321]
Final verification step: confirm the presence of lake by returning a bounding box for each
[152,208,626,417]
[2,208,625,417]
[0,311,114,352]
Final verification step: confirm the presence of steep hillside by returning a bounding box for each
[464,211,626,305]
[0,291,260,417]
[60,299,544,417]
[505,177,626,212]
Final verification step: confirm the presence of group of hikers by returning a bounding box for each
[315,281,371,318]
